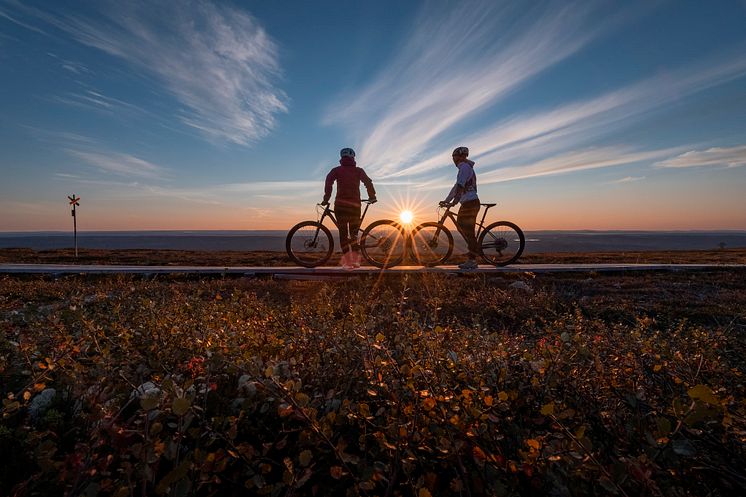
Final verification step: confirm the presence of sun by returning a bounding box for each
[399,210,414,225]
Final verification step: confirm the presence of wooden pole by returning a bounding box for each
[68,195,80,259]
[73,204,78,258]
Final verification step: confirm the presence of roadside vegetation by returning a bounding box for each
[1,270,745,496]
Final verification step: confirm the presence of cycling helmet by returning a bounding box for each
[452,146,469,157]
[340,147,356,158]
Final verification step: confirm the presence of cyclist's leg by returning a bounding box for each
[457,200,480,259]
[348,207,362,251]
[335,203,361,253]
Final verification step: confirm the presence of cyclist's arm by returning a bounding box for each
[322,168,336,204]
[446,163,474,204]
[359,168,376,200]
[444,183,461,204]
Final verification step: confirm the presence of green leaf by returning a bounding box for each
[299,450,313,467]
[156,459,191,495]
[172,397,191,416]
[141,397,159,411]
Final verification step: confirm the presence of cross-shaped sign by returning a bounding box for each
[68,194,80,258]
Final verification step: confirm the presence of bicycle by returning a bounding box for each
[409,202,525,266]
[286,199,407,268]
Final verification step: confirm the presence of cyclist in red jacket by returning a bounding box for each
[322,148,377,269]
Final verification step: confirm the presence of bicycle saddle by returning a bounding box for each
[481,203,496,208]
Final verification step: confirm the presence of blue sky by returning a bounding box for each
[1,0,745,230]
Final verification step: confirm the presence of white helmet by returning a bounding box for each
[340,147,356,158]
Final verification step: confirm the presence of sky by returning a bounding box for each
[1,0,745,231]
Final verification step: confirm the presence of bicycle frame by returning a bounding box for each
[316,200,372,233]
[436,203,493,240]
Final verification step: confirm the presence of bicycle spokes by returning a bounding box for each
[287,222,334,267]
[479,222,524,266]
[410,222,453,266]
[361,221,406,268]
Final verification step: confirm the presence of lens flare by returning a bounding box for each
[399,210,414,224]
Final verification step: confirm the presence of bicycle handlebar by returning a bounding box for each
[318,199,377,206]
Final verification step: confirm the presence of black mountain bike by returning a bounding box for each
[286,200,406,268]
[409,202,525,266]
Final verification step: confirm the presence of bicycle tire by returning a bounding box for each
[286,221,334,267]
[359,219,406,268]
[409,222,453,266]
[478,221,525,266]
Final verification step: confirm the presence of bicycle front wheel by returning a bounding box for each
[286,221,334,267]
[409,222,453,266]
[360,220,406,268]
[478,221,525,266]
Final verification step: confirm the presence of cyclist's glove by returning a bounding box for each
[369,197,377,204]
[439,201,452,208]
[320,200,329,206]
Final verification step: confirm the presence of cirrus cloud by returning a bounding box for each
[6,0,288,146]
[654,145,746,169]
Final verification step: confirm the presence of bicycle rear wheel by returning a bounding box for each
[286,221,334,267]
[409,222,453,266]
[360,220,406,268]
[478,221,525,266]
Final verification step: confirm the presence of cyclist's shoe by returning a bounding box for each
[458,259,479,271]
[351,251,361,269]
[340,252,354,270]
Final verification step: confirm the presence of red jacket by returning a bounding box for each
[323,156,376,207]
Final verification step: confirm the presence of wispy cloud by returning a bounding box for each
[9,0,287,145]
[46,52,90,75]
[476,146,682,185]
[392,51,746,181]
[608,175,646,184]
[654,145,746,169]
[325,1,622,176]
[66,149,168,179]
[48,88,151,117]
[0,6,47,35]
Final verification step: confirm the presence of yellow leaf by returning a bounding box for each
[484,395,494,406]
[540,402,555,416]
[419,488,433,497]
[299,450,312,467]
[653,364,662,372]
[23,391,31,401]
[526,439,541,450]
[172,397,191,416]
[688,384,719,405]
[295,392,310,407]
[497,391,508,402]
[375,333,385,342]
[423,397,436,411]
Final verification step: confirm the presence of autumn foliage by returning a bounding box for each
[1,271,745,496]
